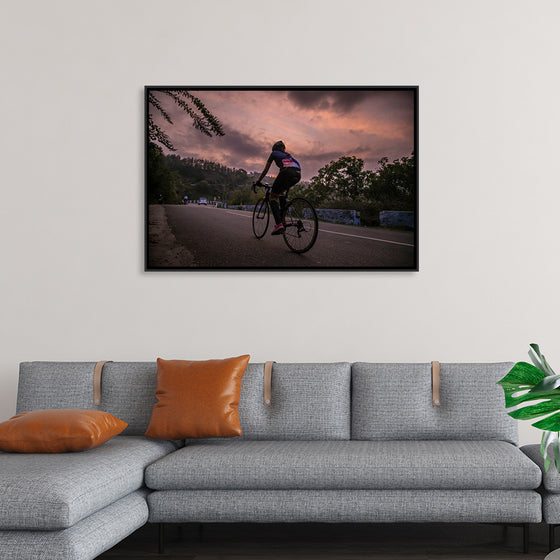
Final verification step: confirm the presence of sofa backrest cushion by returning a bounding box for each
[17,362,94,412]
[17,362,157,436]
[17,361,352,440]
[237,362,351,440]
[351,362,518,445]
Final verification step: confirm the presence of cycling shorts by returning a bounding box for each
[272,167,301,195]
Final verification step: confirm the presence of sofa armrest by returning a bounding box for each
[522,444,560,493]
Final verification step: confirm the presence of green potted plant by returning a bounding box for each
[498,344,560,472]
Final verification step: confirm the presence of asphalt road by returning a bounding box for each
[163,204,416,269]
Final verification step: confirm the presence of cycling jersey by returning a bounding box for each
[267,150,301,171]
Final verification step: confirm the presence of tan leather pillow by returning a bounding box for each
[145,355,250,439]
[0,409,128,453]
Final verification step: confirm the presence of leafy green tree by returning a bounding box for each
[306,156,369,204]
[368,154,415,207]
[148,151,258,205]
[296,153,416,226]
[147,142,182,203]
[148,90,225,151]
[228,186,259,206]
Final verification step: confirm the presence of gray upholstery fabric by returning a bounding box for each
[0,436,176,530]
[522,444,560,493]
[97,362,158,435]
[236,362,351,440]
[16,361,159,436]
[146,440,541,491]
[17,362,95,413]
[351,362,518,444]
[17,361,352,438]
[491,445,560,523]
[148,489,541,523]
[0,490,148,560]
[543,493,560,524]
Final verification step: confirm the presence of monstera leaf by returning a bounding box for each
[497,344,560,471]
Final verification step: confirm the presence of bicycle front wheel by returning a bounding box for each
[252,197,270,239]
[282,198,319,253]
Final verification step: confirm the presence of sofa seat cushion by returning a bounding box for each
[0,490,149,560]
[145,440,541,491]
[0,436,177,530]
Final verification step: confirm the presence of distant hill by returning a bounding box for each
[164,154,253,202]
[148,144,295,205]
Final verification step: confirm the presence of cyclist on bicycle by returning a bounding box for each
[255,141,301,235]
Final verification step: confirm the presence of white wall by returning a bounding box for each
[1,0,558,445]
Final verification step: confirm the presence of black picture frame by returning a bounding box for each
[145,86,418,271]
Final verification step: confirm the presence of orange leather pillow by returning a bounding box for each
[0,409,127,453]
[145,355,250,439]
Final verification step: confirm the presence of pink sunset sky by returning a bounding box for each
[150,89,416,182]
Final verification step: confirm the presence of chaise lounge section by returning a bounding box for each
[0,362,178,560]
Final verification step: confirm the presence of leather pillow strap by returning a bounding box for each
[432,360,440,406]
[93,361,113,406]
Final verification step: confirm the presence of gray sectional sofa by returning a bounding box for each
[0,361,545,559]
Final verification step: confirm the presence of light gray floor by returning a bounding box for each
[100,522,551,559]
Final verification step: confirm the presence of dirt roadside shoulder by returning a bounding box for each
[147,204,194,268]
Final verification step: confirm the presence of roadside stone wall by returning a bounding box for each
[379,211,414,228]
[315,209,360,226]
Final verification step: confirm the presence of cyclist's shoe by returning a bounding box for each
[271,223,285,236]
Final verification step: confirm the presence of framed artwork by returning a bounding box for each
[145,86,418,270]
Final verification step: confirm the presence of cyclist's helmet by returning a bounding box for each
[272,141,285,152]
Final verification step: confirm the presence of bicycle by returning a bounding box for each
[252,182,319,254]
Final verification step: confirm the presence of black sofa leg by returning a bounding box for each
[523,523,529,554]
[551,524,557,553]
[158,523,165,554]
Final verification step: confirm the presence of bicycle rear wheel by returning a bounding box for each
[252,197,270,239]
[282,198,318,253]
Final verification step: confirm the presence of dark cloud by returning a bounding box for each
[154,116,266,170]
[288,90,415,125]
[215,127,264,160]
[288,91,377,113]
[287,91,332,111]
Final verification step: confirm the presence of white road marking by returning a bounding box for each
[224,210,414,247]
[225,211,251,218]
[318,229,414,247]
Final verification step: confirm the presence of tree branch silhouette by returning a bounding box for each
[148,90,225,151]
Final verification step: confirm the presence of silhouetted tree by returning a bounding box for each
[303,156,369,204]
[148,90,225,151]
[367,154,415,206]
